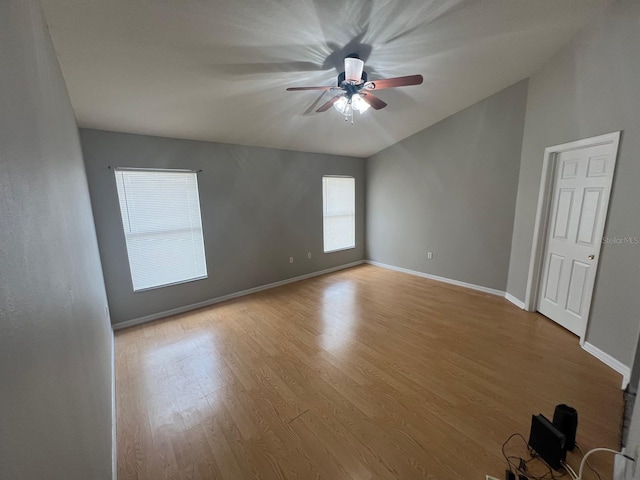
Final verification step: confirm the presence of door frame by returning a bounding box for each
[523,131,621,344]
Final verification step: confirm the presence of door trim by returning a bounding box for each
[523,131,621,344]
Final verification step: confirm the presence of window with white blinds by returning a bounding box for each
[114,168,207,292]
[323,176,355,253]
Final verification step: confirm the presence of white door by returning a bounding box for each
[537,141,617,338]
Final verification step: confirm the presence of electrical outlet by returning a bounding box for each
[427,251,433,259]
[307,252,312,259]
[289,257,294,264]
[486,476,500,480]
[633,445,640,476]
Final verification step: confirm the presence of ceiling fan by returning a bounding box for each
[286,54,423,123]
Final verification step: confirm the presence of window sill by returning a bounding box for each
[324,246,356,254]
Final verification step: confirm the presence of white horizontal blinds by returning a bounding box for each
[114,169,207,291]
[323,176,355,252]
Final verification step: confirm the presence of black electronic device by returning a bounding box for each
[528,414,566,470]
[552,404,578,451]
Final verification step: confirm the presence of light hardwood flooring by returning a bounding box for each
[116,264,623,479]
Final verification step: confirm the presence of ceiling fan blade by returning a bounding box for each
[344,57,364,82]
[286,86,339,91]
[366,74,423,90]
[316,94,344,113]
[361,93,387,110]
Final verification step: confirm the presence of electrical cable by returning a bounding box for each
[561,461,578,480]
[502,433,567,480]
[577,448,634,480]
[574,443,602,480]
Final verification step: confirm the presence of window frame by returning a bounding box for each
[114,167,208,292]
[322,175,356,254]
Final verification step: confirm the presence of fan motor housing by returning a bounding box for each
[337,70,367,86]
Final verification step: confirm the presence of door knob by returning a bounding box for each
[588,254,595,260]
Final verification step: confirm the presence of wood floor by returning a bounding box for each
[116,264,624,479]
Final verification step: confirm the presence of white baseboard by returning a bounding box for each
[111,329,117,480]
[505,293,526,309]
[113,261,365,330]
[582,341,630,389]
[365,260,505,297]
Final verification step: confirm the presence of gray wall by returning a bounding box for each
[619,389,640,479]
[366,80,528,291]
[80,129,366,326]
[506,1,640,367]
[0,2,113,479]
[619,368,640,479]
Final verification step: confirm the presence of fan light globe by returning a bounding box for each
[333,96,348,113]
[352,94,370,113]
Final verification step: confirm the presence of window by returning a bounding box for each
[114,168,207,292]
[323,176,355,252]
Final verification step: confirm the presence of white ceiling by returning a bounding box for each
[41,0,609,158]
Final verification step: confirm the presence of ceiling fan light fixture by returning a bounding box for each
[287,56,423,120]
